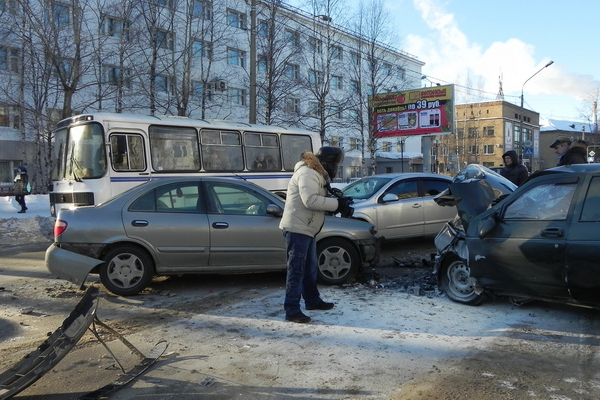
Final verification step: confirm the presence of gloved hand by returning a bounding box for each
[335,197,354,218]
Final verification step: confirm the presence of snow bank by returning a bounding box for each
[0,195,53,247]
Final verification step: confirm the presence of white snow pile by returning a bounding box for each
[0,195,53,248]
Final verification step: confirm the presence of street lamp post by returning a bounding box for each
[519,60,554,169]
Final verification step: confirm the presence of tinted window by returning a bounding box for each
[421,179,449,197]
[581,176,600,221]
[130,183,201,213]
[386,180,419,200]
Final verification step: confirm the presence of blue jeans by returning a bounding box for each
[283,231,322,315]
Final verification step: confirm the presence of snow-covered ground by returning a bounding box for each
[0,195,53,247]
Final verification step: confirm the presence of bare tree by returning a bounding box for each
[348,0,405,175]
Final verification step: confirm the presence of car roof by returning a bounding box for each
[357,172,452,180]
[528,163,600,180]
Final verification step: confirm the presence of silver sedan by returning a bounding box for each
[341,173,455,240]
[46,177,379,296]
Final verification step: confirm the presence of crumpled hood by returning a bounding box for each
[435,164,517,229]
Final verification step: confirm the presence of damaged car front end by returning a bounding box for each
[433,164,516,305]
[433,163,600,309]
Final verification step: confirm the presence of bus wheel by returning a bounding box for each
[100,246,154,296]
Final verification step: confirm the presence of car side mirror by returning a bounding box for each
[381,193,399,203]
[478,217,496,238]
[266,204,282,216]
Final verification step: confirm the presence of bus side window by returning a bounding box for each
[111,134,146,171]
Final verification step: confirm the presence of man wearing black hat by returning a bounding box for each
[279,146,352,323]
[549,136,587,166]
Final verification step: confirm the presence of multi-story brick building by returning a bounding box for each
[430,100,541,175]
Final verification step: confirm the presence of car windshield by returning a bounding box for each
[342,177,393,200]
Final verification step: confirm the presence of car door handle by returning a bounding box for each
[541,227,564,238]
[412,203,422,208]
[212,222,229,229]
[131,220,149,227]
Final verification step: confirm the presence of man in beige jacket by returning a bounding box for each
[279,147,352,323]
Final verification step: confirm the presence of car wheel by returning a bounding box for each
[440,255,484,305]
[317,238,359,285]
[100,246,154,296]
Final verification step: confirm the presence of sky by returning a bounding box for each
[290,0,600,125]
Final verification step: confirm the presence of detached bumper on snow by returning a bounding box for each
[45,244,104,287]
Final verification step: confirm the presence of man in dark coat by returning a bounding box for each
[500,150,529,186]
[13,166,29,213]
[550,136,588,166]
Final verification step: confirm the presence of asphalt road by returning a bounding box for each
[2,241,600,399]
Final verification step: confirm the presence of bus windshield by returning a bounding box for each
[55,123,106,180]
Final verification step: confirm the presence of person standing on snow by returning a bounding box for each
[279,147,353,323]
[13,166,29,213]
[500,150,529,186]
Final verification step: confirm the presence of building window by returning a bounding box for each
[349,51,360,66]
[308,69,323,85]
[0,105,9,127]
[382,63,392,76]
[257,20,268,37]
[331,75,342,90]
[0,47,19,73]
[156,0,174,8]
[227,9,246,29]
[457,128,464,138]
[48,2,70,26]
[330,136,341,147]
[285,29,300,46]
[0,0,17,14]
[331,45,342,60]
[192,0,211,20]
[382,141,391,152]
[228,88,246,105]
[347,109,359,122]
[349,138,362,151]
[285,97,300,114]
[285,63,299,79]
[155,29,174,50]
[155,75,173,93]
[468,145,478,155]
[192,39,212,59]
[101,15,130,40]
[308,37,322,53]
[308,101,319,116]
[257,95,267,108]
[483,144,495,155]
[468,127,478,137]
[483,126,495,136]
[350,166,362,178]
[258,57,267,73]
[227,48,246,67]
[192,81,211,101]
[330,106,342,119]
[398,67,406,80]
[367,57,376,71]
[103,65,131,88]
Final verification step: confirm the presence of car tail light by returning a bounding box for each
[54,220,68,238]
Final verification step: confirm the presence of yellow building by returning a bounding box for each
[434,100,540,174]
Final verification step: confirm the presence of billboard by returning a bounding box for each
[370,84,454,138]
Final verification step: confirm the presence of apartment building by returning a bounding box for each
[430,100,541,175]
[0,0,424,188]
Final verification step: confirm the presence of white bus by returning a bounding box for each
[49,113,321,216]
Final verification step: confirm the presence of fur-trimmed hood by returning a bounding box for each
[297,152,326,177]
